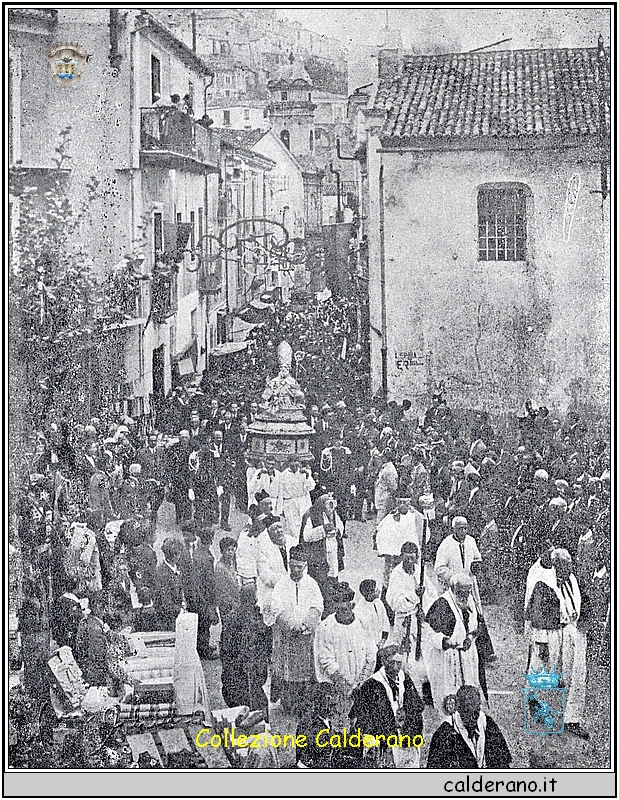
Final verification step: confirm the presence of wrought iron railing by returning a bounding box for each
[141,107,219,167]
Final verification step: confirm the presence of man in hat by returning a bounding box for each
[137,432,166,528]
[524,548,589,739]
[188,437,219,526]
[299,492,345,602]
[313,582,375,727]
[178,520,219,659]
[279,458,315,544]
[376,494,425,593]
[350,645,424,769]
[119,463,148,521]
[166,429,192,523]
[270,546,324,714]
[427,685,511,769]
[425,572,482,716]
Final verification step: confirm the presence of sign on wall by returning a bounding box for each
[389,348,427,412]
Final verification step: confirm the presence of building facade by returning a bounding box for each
[364,45,610,416]
[9,8,222,415]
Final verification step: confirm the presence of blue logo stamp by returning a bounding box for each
[522,668,566,737]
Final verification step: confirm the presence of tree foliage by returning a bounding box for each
[9,129,130,432]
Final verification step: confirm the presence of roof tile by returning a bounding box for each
[374,47,609,141]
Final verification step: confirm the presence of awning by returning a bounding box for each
[232,316,264,341]
[177,357,195,376]
[210,340,249,357]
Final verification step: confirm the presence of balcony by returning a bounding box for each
[140,107,220,173]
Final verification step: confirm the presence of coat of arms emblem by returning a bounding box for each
[522,667,566,737]
[47,43,87,86]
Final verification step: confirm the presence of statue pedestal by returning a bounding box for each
[248,340,315,468]
[246,409,314,468]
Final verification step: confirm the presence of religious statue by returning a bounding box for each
[260,341,306,412]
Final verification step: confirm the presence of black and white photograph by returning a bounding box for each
[7,3,612,788]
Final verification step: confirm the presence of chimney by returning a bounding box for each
[377,47,402,80]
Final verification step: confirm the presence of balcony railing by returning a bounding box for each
[141,107,219,171]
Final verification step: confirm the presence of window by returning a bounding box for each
[153,212,163,262]
[190,211,195,261]
[280,129,290,149]
[477,184,528,261]
[315,129,322,141]
[225,74,232,85]
[169,323,176,356]
[281,91,288,101]
[244,108,250,120]
[224,89,230,98]
[191,308,198,339]
[151,54,161,104]
[309,130,314,151]
[308,92,312,101]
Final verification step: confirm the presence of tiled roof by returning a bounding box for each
[211,128,267,148]
[374,47,610,141]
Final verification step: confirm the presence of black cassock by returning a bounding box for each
[349,673,424,766]
[427,716,511,769]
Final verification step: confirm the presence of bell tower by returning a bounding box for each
[267,53,316,159]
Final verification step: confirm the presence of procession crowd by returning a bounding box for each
[12,381,610,769]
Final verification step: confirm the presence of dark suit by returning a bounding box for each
[154,561,184,631]
[178,539,217,657]
[166,442,192,522]
[75,615,108,686]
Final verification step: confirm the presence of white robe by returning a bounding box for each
[314,614,375,690]
[279,469,315,544]
[386,563,438,688]
[255,532,291,624]
[354,596,390,650]
[248,469,283,514]
[524,561,586,724]
[435,533,483,610]
[374,462,398,522]
[425,589,480,718]
[235,525,258,580]
[376,509,425,556]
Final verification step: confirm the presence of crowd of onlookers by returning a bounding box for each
[11,380,610,714]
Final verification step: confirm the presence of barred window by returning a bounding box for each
[477,184,528,261]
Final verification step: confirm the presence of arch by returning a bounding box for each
[280,129,290,149]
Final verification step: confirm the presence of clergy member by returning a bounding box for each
[524,547,589,739]
[386,541,437,701]
[425,572,481,717]
[376,494,425,592]
[279,459,315,544]
[270,546,324,714]
[313,582,375,728]
[427,685,511,768]
[350,645,424,769]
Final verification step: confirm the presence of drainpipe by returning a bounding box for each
[378,159,388,398]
